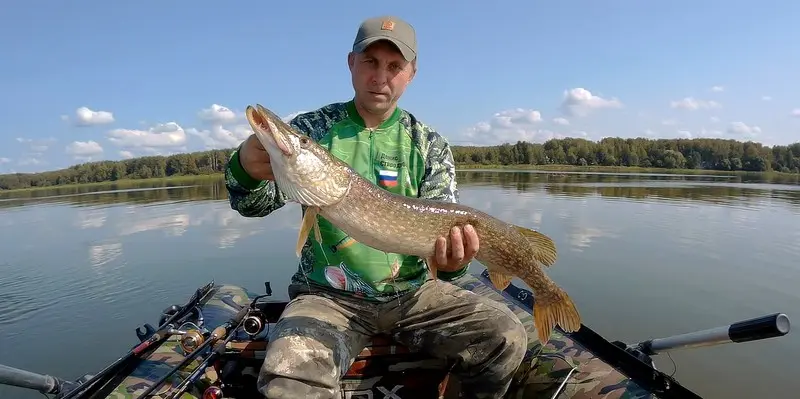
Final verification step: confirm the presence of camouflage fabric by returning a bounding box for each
[100,339,206,399]
[257,276,527,399]
[101,284,257,399]
[455,275,655,399]
[103,276,656,399]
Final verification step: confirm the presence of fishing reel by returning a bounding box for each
[241,281,276,338]
[242,311,266,337]
[159,303,204,327]
[179,329,206,353]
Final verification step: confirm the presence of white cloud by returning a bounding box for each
[552,117,569,126]
[676,130,693,139]
[726,122,761,138]
[107,122,187,149]
[0,157,10,164]
[492,108,542,126]
[17,89,796,172]
[670,97,721,110]
[70,107,115,126]
[18,158,42,166]
[559,88,623,117]
[197,104,237,124]
[460,108,555,145]
[645,128,723,140]
[186,104,262,150]
[282,111,307,123]
[762,96,772,101]
[187,124,252,150]
[16,137,56,153]
[66,140,104,160]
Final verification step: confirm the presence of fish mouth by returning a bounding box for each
[246,105,293,157]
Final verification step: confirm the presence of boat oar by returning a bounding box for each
[0,364,80,396]
[632,312,790,355]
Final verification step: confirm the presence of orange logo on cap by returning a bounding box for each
[381,20,395,30]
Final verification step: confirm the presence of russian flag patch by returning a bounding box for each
[377,169,398,187]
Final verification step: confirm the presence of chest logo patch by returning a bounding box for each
[377,169,398,188]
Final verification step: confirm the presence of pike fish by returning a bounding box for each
[244,104,582,343]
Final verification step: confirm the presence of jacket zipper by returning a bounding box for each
[368,128,376,182]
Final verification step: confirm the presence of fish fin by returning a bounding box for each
[425,257,438,280]
[488,270,514,291]
[296,206,321,257]
[532,287,582,344]
[312,213,322,243]
[513,225,558,267]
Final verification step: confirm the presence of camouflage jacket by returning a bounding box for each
[225,100,464,301]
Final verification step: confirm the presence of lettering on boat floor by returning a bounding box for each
[345,384,404,399]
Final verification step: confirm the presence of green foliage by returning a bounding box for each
[0,149,233,190]
[1,137,799,191]
[451,137,800,173]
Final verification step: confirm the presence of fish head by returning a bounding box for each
[245,104,350,207]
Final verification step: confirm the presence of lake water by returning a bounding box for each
[1,170,798,399]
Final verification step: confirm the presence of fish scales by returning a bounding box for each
[322,173,555,291]
[245,104,582,344]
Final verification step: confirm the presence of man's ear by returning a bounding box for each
[347,52,355,71]
[407,59,417,83]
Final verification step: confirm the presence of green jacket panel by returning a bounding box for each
[225,100,464,301]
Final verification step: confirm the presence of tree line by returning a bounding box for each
[1,137,799,190]
[453,137,800,173]
[4,169,797,210]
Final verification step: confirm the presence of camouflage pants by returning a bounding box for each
[256,278,528,399]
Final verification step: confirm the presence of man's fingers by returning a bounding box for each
[463,224,479,259]
[449,226,464,264]
[249,134,266,151]
[435,236,448,266]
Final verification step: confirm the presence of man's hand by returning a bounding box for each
[239,134,274,181]
[431,224,479,272]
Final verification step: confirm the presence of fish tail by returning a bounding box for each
[533,287,582,344]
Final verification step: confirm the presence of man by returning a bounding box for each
[224,15,528,399]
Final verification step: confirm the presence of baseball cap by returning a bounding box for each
[352,16,417,62]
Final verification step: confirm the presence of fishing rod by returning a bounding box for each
[58,281,216,399]
[164,322,239,399]
[163,290,276,399]
[134,298,252,399]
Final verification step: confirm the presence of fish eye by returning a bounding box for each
[300,137,309,146]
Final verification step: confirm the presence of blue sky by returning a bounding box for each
[1,0,798,173]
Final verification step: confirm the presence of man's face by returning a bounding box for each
[348,41,416,116]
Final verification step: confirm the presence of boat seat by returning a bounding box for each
[228,332,457,397]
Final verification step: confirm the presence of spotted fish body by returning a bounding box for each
[245,104,582,343]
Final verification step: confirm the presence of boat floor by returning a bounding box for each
[102,271,662,399]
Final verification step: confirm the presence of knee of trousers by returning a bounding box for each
[458,308,528,383]
[258,333,342,383]
[488,308,528,361]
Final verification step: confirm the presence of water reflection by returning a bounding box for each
[2,171,798,213]
[0,171,799,399]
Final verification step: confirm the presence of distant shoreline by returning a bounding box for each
[2,163,796,194]
[454,163,783,176]
[0,174,222,194]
